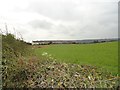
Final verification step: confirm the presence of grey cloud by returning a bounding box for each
[22,0,83,21]
[12,0,118,41]
[25,1,117,22]
[28,20,53,29]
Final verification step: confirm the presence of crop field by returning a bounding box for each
[35,42,118,75]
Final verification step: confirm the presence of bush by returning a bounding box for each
[2,33,32,87]
[2,34,29,58]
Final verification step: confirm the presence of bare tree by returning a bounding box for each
[0,28,3,34]
[18,32,23,41]
[5,23,8,35]
[13,27,17,38]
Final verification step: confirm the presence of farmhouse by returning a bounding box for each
[32,41,51,45]
[32,40,76,45]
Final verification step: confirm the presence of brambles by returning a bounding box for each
[3,58,119,88]
[2,33,31,87]
[2,34,30,58]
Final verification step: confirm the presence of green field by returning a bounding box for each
[35,42,118,75]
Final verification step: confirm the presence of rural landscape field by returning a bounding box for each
[1,33,119,88]
[35,42,118,75]
[0,0,119,89]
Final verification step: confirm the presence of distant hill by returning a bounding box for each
[32,38,119,45]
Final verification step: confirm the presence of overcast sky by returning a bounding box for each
[0,0,119,42]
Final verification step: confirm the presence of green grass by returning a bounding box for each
[35,42,118,75]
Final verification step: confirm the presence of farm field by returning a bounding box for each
[35,41,118,75]
[2,33,119,88]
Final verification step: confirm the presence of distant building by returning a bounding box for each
[32,41,51,45]
[32,38,118,45]
[32,40,75,45]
